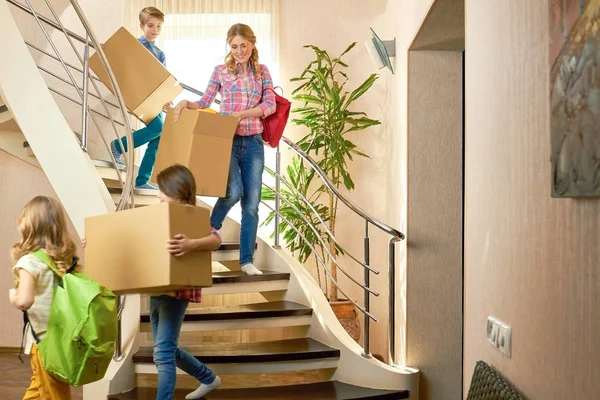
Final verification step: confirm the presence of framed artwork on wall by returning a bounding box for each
[550,0,600,197]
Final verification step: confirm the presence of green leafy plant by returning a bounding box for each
[263,42,380,301]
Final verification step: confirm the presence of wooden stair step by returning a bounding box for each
[203,269,291,295]
[140,301,311,323]
[133,338,339,365]
[211,269,289,284]
[107,381,409,399]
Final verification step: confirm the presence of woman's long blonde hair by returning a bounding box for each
[225,23,262,80]
[11,196,78,277]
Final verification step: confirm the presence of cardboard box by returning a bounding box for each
[89,26,182,124]
[152,109,240,197]
[84,202,213,294]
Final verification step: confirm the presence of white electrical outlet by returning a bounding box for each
[497,322,512,357]
[487,315,511,357]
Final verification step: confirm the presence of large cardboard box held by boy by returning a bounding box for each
[89,26,182,124]
[152,109,240,197]
[83,202,212,294]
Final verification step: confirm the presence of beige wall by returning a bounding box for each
[407,51,463,400]
[280,0,397,363]
[464,0,600,398]
[279,0,434,364]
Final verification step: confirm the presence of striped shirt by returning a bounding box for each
[174,228,221,303]
[196,62,276,136]
[13,251,59,354]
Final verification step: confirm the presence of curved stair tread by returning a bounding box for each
[212,269,290,284]
[140,301,312,323]
[216,242,257,251]
[132,338,340,364]
[107,381,409,399]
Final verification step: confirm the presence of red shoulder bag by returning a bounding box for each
[261,87,291,148]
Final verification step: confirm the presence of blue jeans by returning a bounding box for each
[210,134,264,266]
[150,295,216,400]
[112,113,163,187]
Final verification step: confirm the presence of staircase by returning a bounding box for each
[92,190,413,399]
[0,0,419,399]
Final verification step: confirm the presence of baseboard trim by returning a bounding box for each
[0,347,21,353]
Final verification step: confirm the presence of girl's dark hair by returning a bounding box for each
[157,164,197,206]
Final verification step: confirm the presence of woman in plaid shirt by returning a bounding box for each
[152,164,222,399]
[173,23,276,277]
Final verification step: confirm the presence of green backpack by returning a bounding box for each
[26,250,119,386]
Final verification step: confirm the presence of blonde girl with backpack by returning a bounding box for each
[9,195,79,400]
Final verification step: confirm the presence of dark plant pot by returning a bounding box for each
[330,299,361,343]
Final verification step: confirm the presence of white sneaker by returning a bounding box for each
[185,376,221,399]
[241,263,263,275]
[109,141,124,168]
[133,182,158,195]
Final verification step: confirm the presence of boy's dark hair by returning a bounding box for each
[139,7,165,25]
[157,164,197,206]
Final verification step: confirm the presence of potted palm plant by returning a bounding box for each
[263,41,380,334]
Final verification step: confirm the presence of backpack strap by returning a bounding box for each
[19,251,54,355]
[31,250,59,275]
[22,311,40,343]
[31,250,79,277]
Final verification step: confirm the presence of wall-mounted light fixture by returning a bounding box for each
[365,27,395,74]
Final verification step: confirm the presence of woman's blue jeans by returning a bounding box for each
[210,134,264,266]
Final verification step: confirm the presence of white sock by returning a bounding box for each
[185,375,221,399]
[241,263,262,275]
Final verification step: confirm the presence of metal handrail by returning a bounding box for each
[37,64,121,114]
[261,181,379,297]
[264,165,378,275]
[7,0,92,47]
[42,0,127,153]
[27,41,149,128]
[260,189,379,322]
[26,41,106,87]
[47,86,124,127]
[14,0,133,205]
[280,137,405,241]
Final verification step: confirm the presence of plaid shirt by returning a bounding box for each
[174,228,220,303]
[196,62,276,136]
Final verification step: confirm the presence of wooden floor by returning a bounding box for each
[0,351,82,400]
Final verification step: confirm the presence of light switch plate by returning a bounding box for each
[487,315,511,357]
